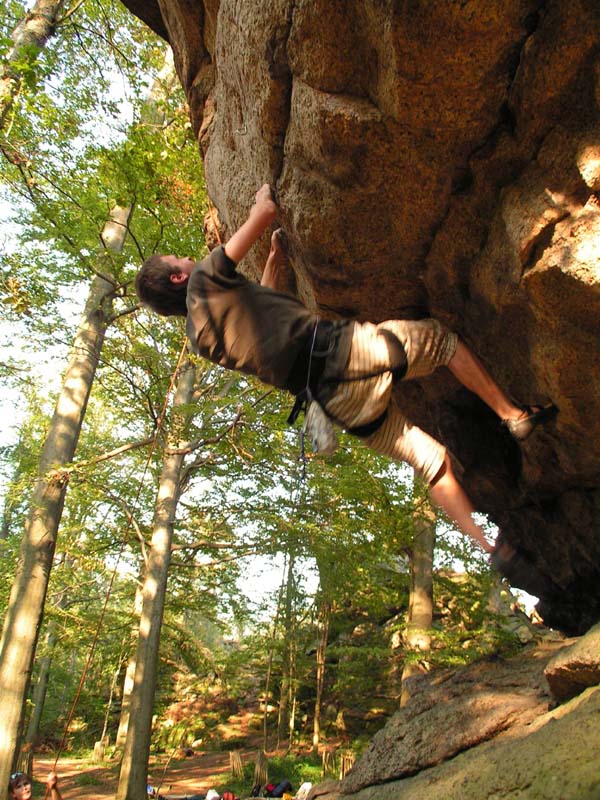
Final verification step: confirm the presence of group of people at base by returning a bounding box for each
[147,784,238,800]
[250,779,294,798]
[146,778,313,800]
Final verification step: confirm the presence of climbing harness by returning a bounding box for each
[287,320,338,458]
[288,323,409,452]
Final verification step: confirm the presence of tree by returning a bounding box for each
[117,358,196,800]
[400,476,435,707]
[0,0,75,131]
[312,595,331,752]
[0,264,116,785]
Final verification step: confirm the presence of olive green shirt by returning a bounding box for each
[186,246,352,393]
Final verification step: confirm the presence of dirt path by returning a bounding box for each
[34,750,239,800]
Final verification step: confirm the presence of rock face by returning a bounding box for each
[121,0,600,633]
[309,631,600,800]
[343,641,558,792]
[544,620,600,701]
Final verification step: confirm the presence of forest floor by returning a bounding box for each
[33,709,274,800]
[35,747,247,800]
[31,700,285,799]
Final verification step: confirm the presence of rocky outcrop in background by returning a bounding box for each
[120,0,600,634]
[310,623,600,800]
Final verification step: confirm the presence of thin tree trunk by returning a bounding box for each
[115,652,138,752]
[400,481,435,707]
[114,583,144,753]
[286,635,298,751]
[116,360,196,800]
[0,0,70,131]
[0,270,114,792]
[100,643,126,746]
[262,573,286,752]
[276,551,295,748]
[22,624,58,748]
[312,599,331,752]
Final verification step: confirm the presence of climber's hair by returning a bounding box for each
[135,255,188,317]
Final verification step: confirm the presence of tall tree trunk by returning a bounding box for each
[312,599,331,753]
[400,479,435,707]
[114,582,144,752]
[286,629,299,751]
[262,575,286,752]
[276,551,295,748]
[0,0,70,131]
[116,361,196,800]
[100,648,124,745]
[0,190,130,788]
[0,270,115,792]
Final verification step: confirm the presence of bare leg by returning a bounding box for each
[428,454,493,553]
[448,340,524,422]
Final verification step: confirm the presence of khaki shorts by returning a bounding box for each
[323,319,458,483]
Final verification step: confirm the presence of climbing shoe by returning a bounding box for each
[503,403,557,441]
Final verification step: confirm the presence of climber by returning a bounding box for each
[135,184,555,557]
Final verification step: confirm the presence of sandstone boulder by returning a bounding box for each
[545,620,600,702]
[120,0,600,634]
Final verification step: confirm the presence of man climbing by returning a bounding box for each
[135,184,555,559]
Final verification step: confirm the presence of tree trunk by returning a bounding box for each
[115,652,138,752]
[99,644,125,750]
[116,360,196,800]
[276,552,295,748]
[22,623,57,749]
[400,480,435,708]
[114,583,144,753]
[0,0,69,131]
[262,576,286,752]
[0,271,115,792]
[95,45,179,760]
[312,599,331,752]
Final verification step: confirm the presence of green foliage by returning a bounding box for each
[429,568,521,666]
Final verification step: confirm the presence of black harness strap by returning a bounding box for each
[288,324,408,439]
[347,408,389,438]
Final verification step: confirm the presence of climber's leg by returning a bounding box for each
[428,453,492,552]
[358,404,491,551]
[447,340,526,421]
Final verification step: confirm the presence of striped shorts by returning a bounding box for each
[322,319,458,483]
